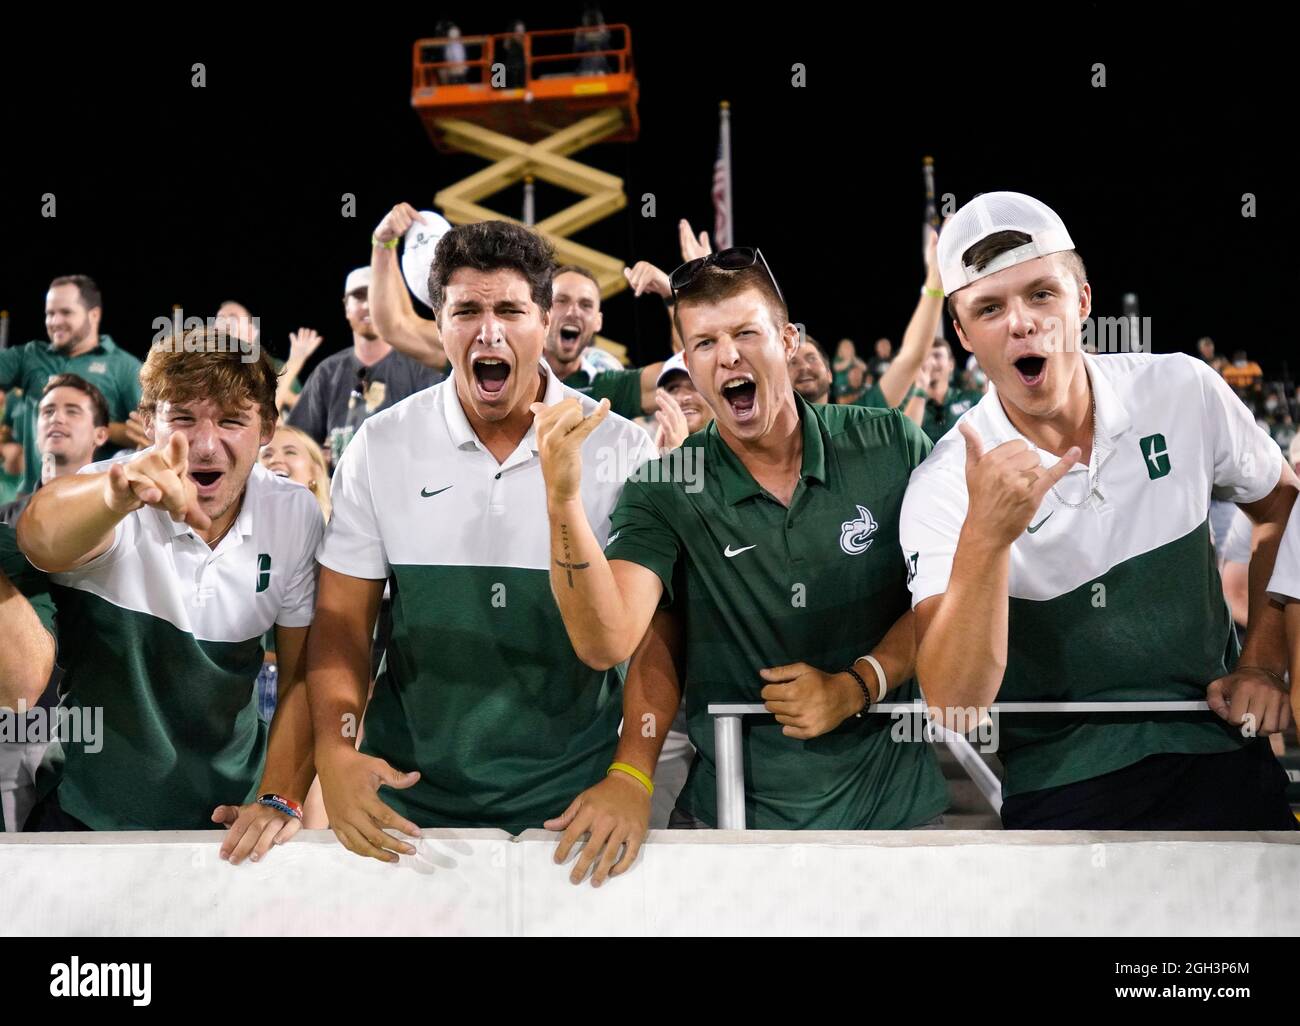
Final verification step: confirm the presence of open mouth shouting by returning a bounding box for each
[720,374,758,423]
[1013,354,1047,388]
[189,469,226,497]
[471,353,513,403]
[556,322,584,355]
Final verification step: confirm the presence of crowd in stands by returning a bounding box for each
[2,190,1297,881]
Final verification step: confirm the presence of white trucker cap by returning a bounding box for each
[344,266,372,296]
[656,351,691,387]
[937,191,1074,296]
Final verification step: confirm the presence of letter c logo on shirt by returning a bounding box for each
[840,505,878,555]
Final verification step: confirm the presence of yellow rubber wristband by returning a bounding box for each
[921,285,944,298]
[608,762,654,796]
[372,235,399,250]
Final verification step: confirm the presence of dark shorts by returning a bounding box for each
[1000,740,1299,830]
[24,790,92,832]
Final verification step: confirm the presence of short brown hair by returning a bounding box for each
[139,328,279,433]
[799,333,831,370]
[674,265,789,341]
[40,373,110,427]
[48,274,102,311]
[428,221,556,316]
[553,264,601,295]
[946,230,1088,329]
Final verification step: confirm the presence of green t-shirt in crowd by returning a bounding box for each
[0,335,142,494]
[563,367,644,420]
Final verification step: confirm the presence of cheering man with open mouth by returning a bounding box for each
[533,245,946,886]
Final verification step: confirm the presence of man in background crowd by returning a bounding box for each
[289,267,443,468]
[0,375,110,525]
[916,336,984,443]
[0,275,145,495]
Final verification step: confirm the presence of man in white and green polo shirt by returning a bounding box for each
[17,333,323,858]
[532,246,947,886]
[310,220,655,863]
[902,191,1298,829]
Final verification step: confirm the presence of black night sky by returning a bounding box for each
[0,7,1291,383]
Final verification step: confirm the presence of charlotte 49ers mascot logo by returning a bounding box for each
[839,504,878,555]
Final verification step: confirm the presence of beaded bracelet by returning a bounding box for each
[256,793,303,820]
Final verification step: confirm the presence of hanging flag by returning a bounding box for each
[713,101,733,249]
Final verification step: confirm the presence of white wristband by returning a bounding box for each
[855,655,887,705]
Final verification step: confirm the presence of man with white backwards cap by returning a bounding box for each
[900,191,1299,829]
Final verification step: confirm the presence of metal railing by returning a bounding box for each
[708,700,1214,829]
[412,24,633,93]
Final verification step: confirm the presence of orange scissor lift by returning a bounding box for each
[411,25,639,310]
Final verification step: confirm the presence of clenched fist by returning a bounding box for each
[959,421,1080,548]
[373,202,425,247]
[530,397,610,505]
[759,662,863,739]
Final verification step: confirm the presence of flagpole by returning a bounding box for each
[719,100,733,248]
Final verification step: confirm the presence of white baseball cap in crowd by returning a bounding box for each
[937,191,1075,296]
[401,210,454,310]
[656,351,690,387]
[344,266,372,296]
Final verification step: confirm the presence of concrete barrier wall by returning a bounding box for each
[2,829,1297,936]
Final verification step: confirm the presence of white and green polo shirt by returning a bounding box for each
[900,352,1283,798]
[317,363,656,833]
[1265,499,1300,604]
[35,458,323,830]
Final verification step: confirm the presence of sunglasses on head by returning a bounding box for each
[669,247,785,307]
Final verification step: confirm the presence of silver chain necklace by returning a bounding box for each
[1048,394,1099,509]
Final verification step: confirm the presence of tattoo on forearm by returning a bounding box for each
[557,523,589,587]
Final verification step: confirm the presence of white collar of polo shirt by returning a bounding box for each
[443,359,560,466]
[982,352,1132,507]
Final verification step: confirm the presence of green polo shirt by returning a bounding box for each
[920,387,982,443]
[605,396,947,829]
[562,367,644,419]
[0,335,142,494]
[850,383,889,409]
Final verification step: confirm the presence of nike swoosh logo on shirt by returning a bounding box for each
[1026,512,1054,534]
[420,485,453,498]
[724,544,757,558]
[606,531,622,545]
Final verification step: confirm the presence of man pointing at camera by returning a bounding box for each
[17,335,323,855]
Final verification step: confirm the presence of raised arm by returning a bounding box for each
[18,433,208,572]
[275,328,324,412]
[370,203,447,370]
[914,423,1078,724]
[532,397,665,668]
[877,228,945,409]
